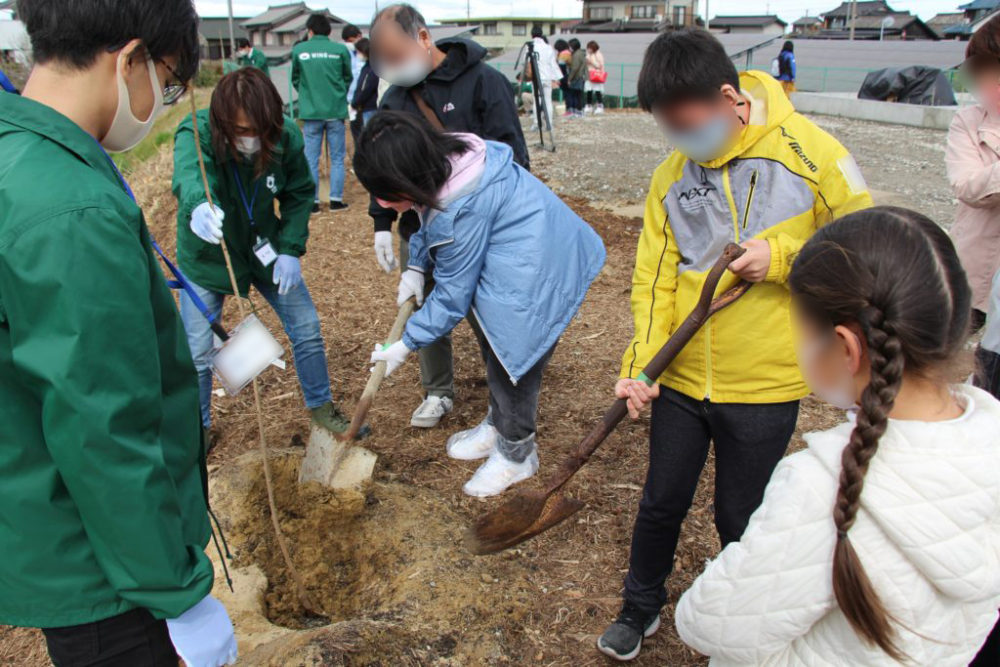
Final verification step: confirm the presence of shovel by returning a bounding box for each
[466,243,751,555]
[298,298,416,490]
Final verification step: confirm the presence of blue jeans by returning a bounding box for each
[361,110,376,126]
[178,278,333,428]
[302,119,346,202]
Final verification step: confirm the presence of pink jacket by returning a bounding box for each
[946,104,1000,311]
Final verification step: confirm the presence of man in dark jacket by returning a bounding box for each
[367,3,528,429]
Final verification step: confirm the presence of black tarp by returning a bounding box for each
[858,66,957,106]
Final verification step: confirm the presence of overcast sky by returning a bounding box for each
[192,0,968,26]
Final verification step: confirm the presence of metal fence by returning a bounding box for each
[491,60,964,108]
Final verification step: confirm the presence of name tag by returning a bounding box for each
[253,237,277,267]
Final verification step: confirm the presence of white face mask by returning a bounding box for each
[101,48,164,153]
[797,336,858,410]
[235,135,261,157]
[378,48,433,88]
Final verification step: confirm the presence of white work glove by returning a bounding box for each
[370,339,411,377]
[166,596,237,667]
[374,230,398,273]
[190,202,225,245]
[397,269,425,307]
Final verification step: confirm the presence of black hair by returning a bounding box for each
[306,13,332,36]
[236,37,250,49]
[637,28,740,111]
[554,39,569,51]
[568,38,581,50]
[19,0,200,81]
[531,25,543,38]
[354,111,472,210]
[372,3,428,38]
[342,24,362,41]
[782,40,794,53]
[355,37,370,58]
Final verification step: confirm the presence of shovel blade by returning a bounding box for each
[299,424,376,490]
[466,491,585,555]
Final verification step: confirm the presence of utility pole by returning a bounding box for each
[849,0,857,41]
[226,0,237,61]
[704,0,710,30]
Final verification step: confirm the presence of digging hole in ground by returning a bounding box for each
[210,450,538,662]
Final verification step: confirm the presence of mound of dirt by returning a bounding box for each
[210,450,542,665]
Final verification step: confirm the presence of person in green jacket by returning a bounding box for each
[291,13,353,213]
[173,66,359,439]
[236,37,269,76]
[0,1,237,665]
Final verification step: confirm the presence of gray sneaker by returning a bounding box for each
[410,395,454,428]
[596,602,661,661]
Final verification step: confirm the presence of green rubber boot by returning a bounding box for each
[310,402,371,440]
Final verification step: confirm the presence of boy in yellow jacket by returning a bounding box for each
[597,29,873,661]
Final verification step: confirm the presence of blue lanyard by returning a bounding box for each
[231,163,260,227]
[97,144,228,339]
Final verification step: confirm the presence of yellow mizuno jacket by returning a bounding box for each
[620,71,873,403]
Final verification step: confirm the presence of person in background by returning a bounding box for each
[584,40,605,115]
[518,71,534,117]
[675,207,1000,666]
[358,112,605,497]
[776,40,795,95]
[351,37,378,127]
[555,39,571,106]
[597,29,872,661]
[0,0,237,664]
[566,38,587,118]
[292,13,352,213]
[946,13,1000,332]
[236,37,269,76]
[366,3,528,430]
[0,67,18,93]
[528,25,561,132]
[970,269,1000,667]
[342,24,366,146]
[173,67,362,440]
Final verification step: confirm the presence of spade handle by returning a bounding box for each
[543,243,751,495]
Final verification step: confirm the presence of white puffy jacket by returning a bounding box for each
[675,384,1000,666]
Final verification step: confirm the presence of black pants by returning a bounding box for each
[42,608,177,667]
[624,387,799,614]
[586,90,604,105]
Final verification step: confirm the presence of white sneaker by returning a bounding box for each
[446,421,498,460]
[463,449,539,498]
[584,104,593,115]
[410,395,453,428]
[595,104,605,115]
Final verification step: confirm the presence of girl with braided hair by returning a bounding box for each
[674,206,1000,665]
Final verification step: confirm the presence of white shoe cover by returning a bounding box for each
[446,420,498,460]
[463,449,539,498]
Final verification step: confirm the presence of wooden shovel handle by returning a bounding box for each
[543,243,751,495]
[339,298,417,440]
[365,297,417,399]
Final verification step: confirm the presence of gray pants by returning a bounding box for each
[469,314,556,463]
[400,236,454,399]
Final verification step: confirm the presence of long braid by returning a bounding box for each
[791,206,972,662]
[832,306,907,661]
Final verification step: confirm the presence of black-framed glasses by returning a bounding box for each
[157,58,187,106]
[106,43,188,106]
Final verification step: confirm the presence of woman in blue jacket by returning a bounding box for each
[357,111,606,497]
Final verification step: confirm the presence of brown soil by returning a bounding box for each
[5,111,942,666]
